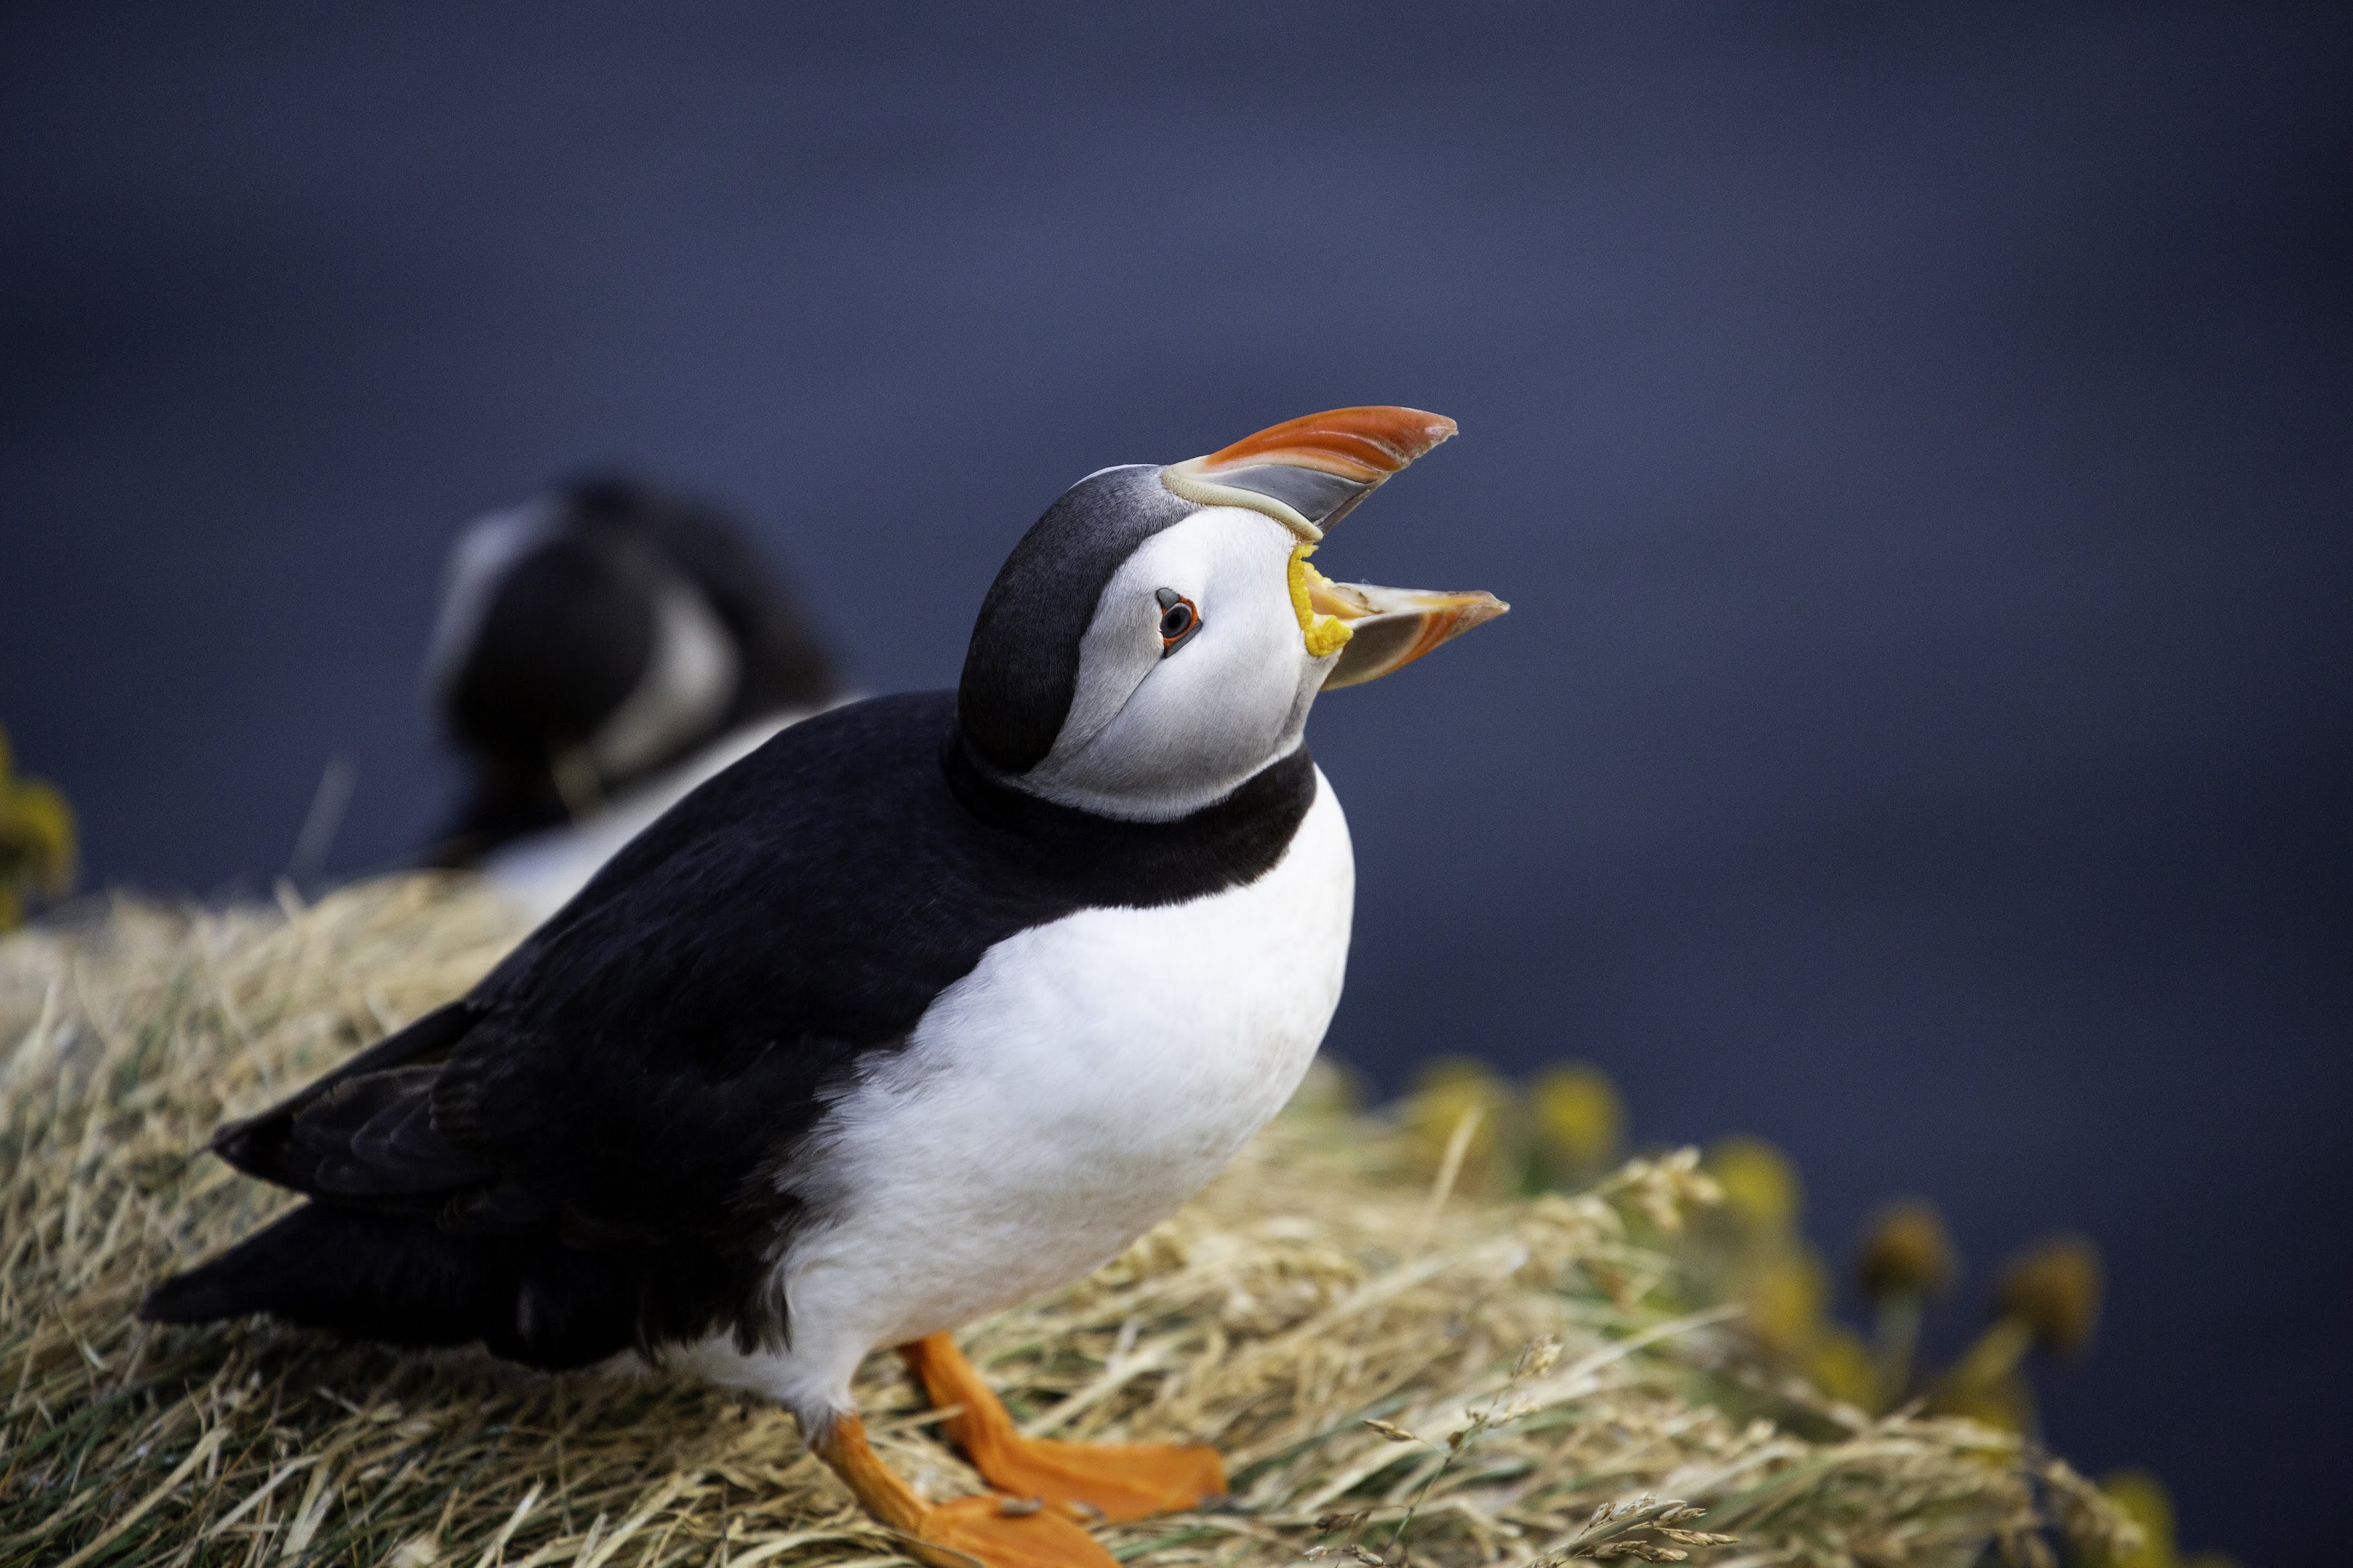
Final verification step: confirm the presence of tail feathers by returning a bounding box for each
[139,1203,640,1371]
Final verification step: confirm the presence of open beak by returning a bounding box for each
[1161,405,1509,688]
[1296,568,1508,689]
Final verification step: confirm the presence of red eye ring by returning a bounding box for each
[1155,588,1202,655]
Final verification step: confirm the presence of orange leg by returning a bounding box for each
[898,1332,1227,1523]
[811,1409,1122,1568]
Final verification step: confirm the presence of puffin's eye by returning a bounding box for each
[1154,588,1202,656]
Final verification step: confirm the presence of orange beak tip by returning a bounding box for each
[1162,405,1460,538]
[1194,405,1459,480]
[1317,587,1508,690]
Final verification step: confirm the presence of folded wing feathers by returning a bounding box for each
[215,1005,500,1201]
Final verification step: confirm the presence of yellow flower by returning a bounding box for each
[1934,1365,2035,1434]
[1529,1060,1624,1178]
[1739,1246,1828,1358]
[1400,1056,1519,1192]
[1706,1136,1801,1235]
[1997,1234,2103,1358]
[1806,1323,1881,1411]
[1855,1198,1958,1300]
[2093,1469,2172,1568]
[1855,1198,1957,1408]
[0,723,78,932]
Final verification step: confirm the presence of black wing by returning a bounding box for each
[214,687,1315,1282]
[223,692,1031,1247]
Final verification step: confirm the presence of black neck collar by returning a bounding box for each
[938,729,1318,907]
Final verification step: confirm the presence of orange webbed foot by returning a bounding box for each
[900,1332,1228,1523]
[810,1411,1125,1568]
[960,1434,1226,1523]
[908,1494,1125,1568]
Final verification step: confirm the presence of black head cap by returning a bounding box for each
[957,465,1196,774]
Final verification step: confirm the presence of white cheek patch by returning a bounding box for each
[1027,508,1326,820]
[1044,563,1171,763]
[585,579,741,778]
[1082,566,1300,779]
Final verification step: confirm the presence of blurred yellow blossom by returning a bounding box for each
[1807,1323,1881,1411]
[0,724,77,932]
[1997,1233,2103,1358]
[1530,1059,1624,1180]
[1400,1056,1520,1194]
[1857,1198,1959,1299]
[1740,1245,1829,1358]
[1855,1197,1959,1406]
[2094,1470,2172,1568]
[1706,1135,1801,1234]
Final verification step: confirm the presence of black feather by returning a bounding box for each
[957,465,1194,774]
[147,691,1316,1366]
[137,1203,744,1370]
[210,1000,481,1194]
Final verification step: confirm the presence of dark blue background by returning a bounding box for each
[4,6,2346,1560]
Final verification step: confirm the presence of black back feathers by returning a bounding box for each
[957,466,1195,775]
[145,692,1317,1367]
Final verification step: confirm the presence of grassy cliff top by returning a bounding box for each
[0,877,2131,1568]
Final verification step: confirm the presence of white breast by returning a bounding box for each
[707,765,1351,1416]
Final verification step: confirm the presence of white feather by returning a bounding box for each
[1022,507,1337,821]
[663,767,1354,1418]
[583,579,742,779]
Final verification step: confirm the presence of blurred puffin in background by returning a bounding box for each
[422,476,845,917]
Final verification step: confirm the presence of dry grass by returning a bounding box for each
[1,876,2131,1568]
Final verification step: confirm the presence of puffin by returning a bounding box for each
[143,407,1506,1568]
[422,474,845,919]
